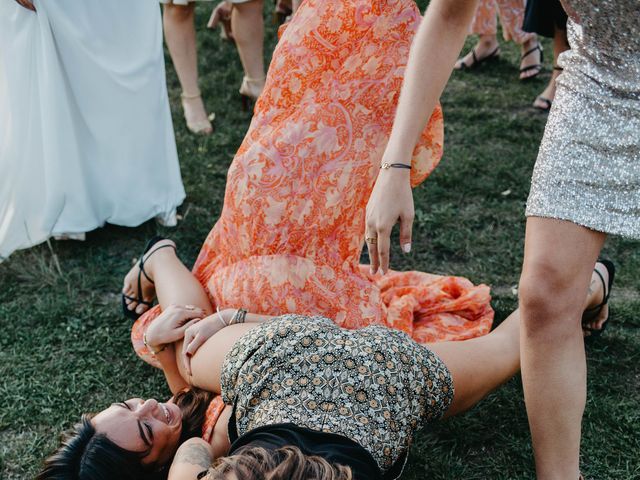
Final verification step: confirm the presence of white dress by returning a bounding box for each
[0,0,186,261]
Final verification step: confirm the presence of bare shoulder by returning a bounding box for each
[168,438,213,480]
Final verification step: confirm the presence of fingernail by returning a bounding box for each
[402,243,411,253]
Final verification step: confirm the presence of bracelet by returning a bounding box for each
[230,308,248,325]
[215,306,228,329]
[380,162,411,170]
[143,332,167,355]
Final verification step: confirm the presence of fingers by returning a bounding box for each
[376,228,391,275]
[399,211,414,254]
[182,331,207,376]
[365,230,379,275]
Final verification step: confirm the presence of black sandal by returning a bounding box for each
[520,42,543,80]
[456,46,501,71]
[533,96,553,112]
[121,236,176,321]
[582,259,615,337]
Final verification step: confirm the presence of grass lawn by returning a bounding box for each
[1,3,638,479]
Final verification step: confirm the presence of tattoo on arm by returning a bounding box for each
[174,442,213,470]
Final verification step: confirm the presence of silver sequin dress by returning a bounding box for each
[526,0,640,238]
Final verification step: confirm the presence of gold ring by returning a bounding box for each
[365,236,377,244]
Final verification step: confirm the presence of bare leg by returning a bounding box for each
[232,0,266,99]
[428,260,606,419]
[519,34,541,80]
[122,240,213,316]
[519,217,605,480]
[533,28,570,110]
[163,3,213,134]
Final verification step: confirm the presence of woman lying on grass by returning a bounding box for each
[38,239,614,480]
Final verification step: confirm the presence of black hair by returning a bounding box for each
[37,388,215,480]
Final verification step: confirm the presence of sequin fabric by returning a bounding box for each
[221,315,454,473]
[526,0,640,238]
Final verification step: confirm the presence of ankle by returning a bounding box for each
[478,35,498,49]
[144,240,177,280]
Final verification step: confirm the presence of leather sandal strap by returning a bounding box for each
[521,43,542,59]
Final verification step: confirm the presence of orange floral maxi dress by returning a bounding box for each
[131,0,494,434]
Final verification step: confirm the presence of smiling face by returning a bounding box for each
[91,398,183,467]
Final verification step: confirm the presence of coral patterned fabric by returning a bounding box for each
[132,0,494,429]
[471,0,532,43]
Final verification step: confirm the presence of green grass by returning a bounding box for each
[1,3,639,479]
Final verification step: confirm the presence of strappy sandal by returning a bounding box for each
[239,76,265,111]
[455,46,501,71]
[582,259,615,337]
[533,66,563,112]
[520,42,543,80]
[121,236,176,321]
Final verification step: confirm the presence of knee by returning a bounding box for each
[518,258,583,329]
[164,3,194,23]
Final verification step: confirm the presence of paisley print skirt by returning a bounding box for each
[221,315,454,473]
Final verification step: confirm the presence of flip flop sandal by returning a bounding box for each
[456,46,501,71]
[582,259,615,337]
[121,236,176,321]
[520,42,543,80]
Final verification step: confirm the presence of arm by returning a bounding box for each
[168,438,214,480]
[180,309,278,378]
[365,0,480,274]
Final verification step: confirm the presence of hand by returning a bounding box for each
[365,167,414,275]
[145,304,205,351]
[181,309,235,376]
[15,0,36,11]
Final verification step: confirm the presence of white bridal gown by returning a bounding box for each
[0,0,185,261]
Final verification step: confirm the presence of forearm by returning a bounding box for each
[244,311,276,323]
[169,438,214,480]
[156,346,190,394]
[385,0,479,160]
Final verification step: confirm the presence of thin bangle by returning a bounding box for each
[380,162,411,170]
[143,332,167,355]
[215,306,228,329]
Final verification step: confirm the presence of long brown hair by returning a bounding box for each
[37,388,215,480]
[207,445,353,480]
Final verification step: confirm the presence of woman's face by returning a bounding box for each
[91,398,183,466]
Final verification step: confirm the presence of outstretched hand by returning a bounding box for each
[15,0,35,11]
[365,168,414,275]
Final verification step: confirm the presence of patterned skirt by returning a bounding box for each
[221,315,454,474]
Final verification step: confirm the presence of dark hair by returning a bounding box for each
[37,388,215,480]
[208,445,352,480]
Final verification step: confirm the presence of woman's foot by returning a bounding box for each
[122,239,176,316]
[533,66,562,111]
[239,76,266,110]
[180,92,214,135]
[520,37,543,80]
[455,36,501,70]
[582,262,611,336]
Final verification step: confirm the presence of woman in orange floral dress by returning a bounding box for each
[127,0,494,431]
